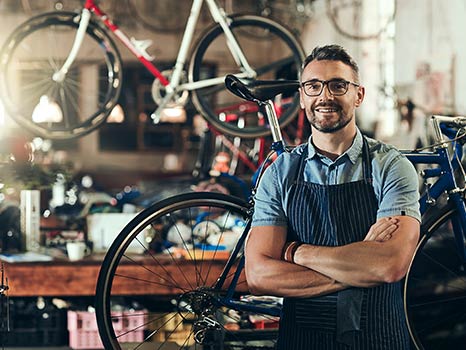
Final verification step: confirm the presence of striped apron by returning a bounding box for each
[276,138,410,349]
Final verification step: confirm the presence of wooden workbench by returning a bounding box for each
[1,254,240,297]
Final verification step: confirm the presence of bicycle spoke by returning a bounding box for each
[408,293,466,308]
[418,248,466,283]
[415,308,466,335]
[165,210,203,288]
[409,277,466,295]
[157,316,187,350]
[204,209,233,286]
[0,12,121,138]
[121,254,185,293]
[406,205,466,350]
[141,313,182,344]
[113,272,186,293]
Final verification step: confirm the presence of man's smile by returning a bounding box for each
[315,107,339,113]
[314,104,341,115]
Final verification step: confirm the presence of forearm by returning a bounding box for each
[294,216,419,287]
[245,225,347,297]
[294,241,390,287]
[246,255,347,297]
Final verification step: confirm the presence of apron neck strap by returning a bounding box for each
[361,136,373,184]
[294,135,373,183]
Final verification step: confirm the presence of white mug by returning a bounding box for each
[66,241,90,261]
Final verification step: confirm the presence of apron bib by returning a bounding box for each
[277,138,410,350]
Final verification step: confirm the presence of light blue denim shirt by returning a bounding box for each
[252,129,421,227]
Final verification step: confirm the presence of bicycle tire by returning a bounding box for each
[190,15,305,139]
[404,203,466,349]
[128,0,210,34]
[0,11,122,139]
[96,191,279,350]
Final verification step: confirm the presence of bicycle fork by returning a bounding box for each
[152,0,259,122]
[52,9,92,83]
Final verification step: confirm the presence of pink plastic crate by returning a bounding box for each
[68,311,98,331]
[116,329,145,343]
[67,310,146,349]
[69,329,103,349]
[68,329,145,349]
[122,310,146,330]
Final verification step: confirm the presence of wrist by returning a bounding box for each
[293,243,303,264]
[294,243,316,265]
[282,241,304,263]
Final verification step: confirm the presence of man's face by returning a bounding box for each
[299,59,365,133]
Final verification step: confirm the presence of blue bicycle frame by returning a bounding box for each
[402,121,466,262]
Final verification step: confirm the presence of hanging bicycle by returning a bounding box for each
[0,0,304,140]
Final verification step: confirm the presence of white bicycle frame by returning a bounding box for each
[52,0,257,118]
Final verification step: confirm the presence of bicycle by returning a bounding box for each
[0,0,304,140]
[402,116,466,349]
[95,75,299,349]
[96,76,466,350]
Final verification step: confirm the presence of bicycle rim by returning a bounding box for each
[190,15,304,139]
[0,12,122,139]
[404,205,466,349]
[96,192,279,350]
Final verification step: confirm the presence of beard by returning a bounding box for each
[306,102,353,133]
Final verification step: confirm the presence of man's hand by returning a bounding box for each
[364,217,399,242]
[293,216,419,287]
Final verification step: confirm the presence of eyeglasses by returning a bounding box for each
[301,78,360,97]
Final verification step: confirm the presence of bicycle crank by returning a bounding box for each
[151,69,189,108]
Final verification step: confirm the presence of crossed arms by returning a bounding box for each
[245,216,420,298]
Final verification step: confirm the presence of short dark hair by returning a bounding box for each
[302,45,359,81]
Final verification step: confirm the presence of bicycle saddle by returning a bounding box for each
[225,74,300,103]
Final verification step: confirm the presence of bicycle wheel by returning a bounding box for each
[190,15,304,139]
[404,204,466,349]
[96,192,280,350]
[0,11,122,139]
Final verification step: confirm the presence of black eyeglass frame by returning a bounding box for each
[300,78,360,97]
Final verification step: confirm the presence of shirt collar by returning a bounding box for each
[306,128,363,164]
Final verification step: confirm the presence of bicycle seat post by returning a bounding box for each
[262,100,285,145]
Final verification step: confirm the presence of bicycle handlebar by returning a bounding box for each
[431,115,466,145]
[431,115,466,127]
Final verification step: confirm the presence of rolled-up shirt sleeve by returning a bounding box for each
[377,153,421,222]
[252,162,288,227]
